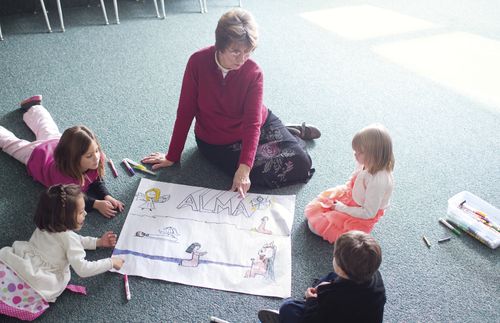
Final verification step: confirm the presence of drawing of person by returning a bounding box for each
[180,243,207,267]
[138,188,169,211]
[244,241,276,280]
[256,216,273,235]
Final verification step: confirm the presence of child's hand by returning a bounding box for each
[97,231,117,248]
[111,257,124,270]
[94,200,118,218]
[305,287,318,299]
[104,195,125,212]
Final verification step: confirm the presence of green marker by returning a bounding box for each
[439,218,461,236]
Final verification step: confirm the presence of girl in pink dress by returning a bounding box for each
[305,124,395,243]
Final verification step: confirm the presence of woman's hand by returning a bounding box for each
[111,257,124,270]
[141,152,174,170]
[104,195,124,212]
[231,164,251,198]
[97,231,118,248]
[94,200,118,218]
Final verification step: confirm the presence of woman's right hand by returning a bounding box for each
[141,152,174,170]
[111,257,124,270]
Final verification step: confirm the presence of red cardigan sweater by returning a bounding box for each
[166,46,268,168]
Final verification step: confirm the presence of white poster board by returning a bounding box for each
[112,178,294,298]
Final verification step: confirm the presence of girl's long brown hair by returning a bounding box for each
[54,125,105,185]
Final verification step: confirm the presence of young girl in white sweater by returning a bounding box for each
[305,124,395,243]
[0,184,124,320]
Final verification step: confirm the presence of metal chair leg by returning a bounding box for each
[0,23,4,41]
[203,0,208,13]
[39,0,52,33]
[153,0,160,18]
[113,0,120,24]
[239,0,242,7]
[56,0,65,32]
[161,0,166,19]
[198,0,204,13]
[99,0,110,25]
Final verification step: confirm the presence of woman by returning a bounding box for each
[143,9,317,196]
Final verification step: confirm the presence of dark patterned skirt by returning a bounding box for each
[196,110,315,188]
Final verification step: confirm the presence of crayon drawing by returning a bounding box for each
[113,178,294,298]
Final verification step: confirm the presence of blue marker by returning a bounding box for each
[122,159,135,175]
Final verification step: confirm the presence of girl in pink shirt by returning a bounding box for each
[305,124,395,243]
[0,95,124,218]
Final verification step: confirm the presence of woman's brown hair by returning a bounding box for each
[215,8,259,52]
[54,125,105,185]
[34,184,84,232]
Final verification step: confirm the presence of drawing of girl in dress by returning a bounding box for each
[137,188,169,211]
[179,242,207,267]
[244,241,276,280]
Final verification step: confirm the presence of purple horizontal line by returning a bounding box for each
[113,248,250,268]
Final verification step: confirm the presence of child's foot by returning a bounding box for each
[257,309,279,323]
[20,95,42,112]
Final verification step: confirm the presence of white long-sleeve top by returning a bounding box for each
[335,166,394,219]
[0,228,113,302]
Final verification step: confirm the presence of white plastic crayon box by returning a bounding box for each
[447,191,500,249]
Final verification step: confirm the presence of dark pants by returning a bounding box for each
[196,110,314,188]
[278,272,338,323]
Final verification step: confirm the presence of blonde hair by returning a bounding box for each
[352,124,394,174]
[215,8,258,52]
[54,125,105,185]
[145,188,161,201]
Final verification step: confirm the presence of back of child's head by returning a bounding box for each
[34,184,84,233]
[54,125,104,181]
[352,123,394,174]
[334,230,382,283]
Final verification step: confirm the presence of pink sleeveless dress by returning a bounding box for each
[305,174,384,243]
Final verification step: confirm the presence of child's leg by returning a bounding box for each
[23,105,61,141]
[278,299,306,323]
[0,126,38,164]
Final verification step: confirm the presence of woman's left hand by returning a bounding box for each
[231,164,251,198]
[105,195,125,212]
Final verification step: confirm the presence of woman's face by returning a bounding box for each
[218,42,253,70]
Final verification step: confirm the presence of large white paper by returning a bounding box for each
[112,178,294,298]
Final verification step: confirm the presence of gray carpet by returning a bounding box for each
[1,0,499,322]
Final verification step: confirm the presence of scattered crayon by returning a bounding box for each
[124,274,131,301]
[438,218,461,236]
[438,236,452,243]
[122,159,135,176]
[422,236,431,248]
[108,158,118,177]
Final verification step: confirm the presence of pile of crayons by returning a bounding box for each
[106,158,156,177]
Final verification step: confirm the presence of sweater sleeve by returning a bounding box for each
[63,232,113,278]
[87,180,110,199]
[166,55,198,162]
[238,69,264,168]
[335,171,390,219]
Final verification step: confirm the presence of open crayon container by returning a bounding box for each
[447,191,500,249]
